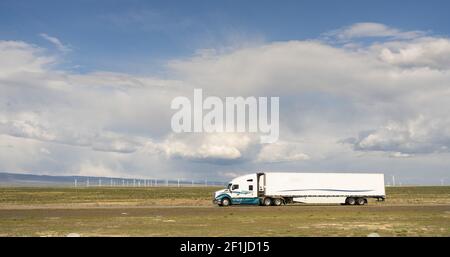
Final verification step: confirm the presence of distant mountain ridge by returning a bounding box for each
[0,172,224,186]
[0,172,80,186]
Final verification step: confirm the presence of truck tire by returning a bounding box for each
[263,197,272,206]
[356,197,366,205]
[273,198,283,206]
[221,198,231,207]
[346,197,356,205]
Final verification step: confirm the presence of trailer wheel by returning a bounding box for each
[356,198,366,205]
[263,197,272,206]
[221,198,231,207]
[273,198,283,206]
[346,197,356,205]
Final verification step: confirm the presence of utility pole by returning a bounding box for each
[392,175,396,187]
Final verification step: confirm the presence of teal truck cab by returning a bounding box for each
[213,173,261,206]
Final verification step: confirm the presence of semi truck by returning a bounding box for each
[213,172,385,206]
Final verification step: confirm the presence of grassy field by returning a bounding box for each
[0,186,449,236]
[0,186,216,208]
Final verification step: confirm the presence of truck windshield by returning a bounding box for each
[227,183,232,190]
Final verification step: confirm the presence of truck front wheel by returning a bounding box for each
[263,197,272,206]
[221,198,231,207]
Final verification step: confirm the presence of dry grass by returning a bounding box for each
[0,186,449,236]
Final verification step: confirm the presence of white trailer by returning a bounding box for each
[213,172,385,206]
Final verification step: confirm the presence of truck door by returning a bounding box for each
[229,175,258,204]
[257,173,265,197]
[245,176,257,198]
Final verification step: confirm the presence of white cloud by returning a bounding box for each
[0,112,148,154]
[376,37,450,69]
[346,116,450,155]
[1,23,450,183]
[0,41,54,78]
[257,142,310,163]
[160,133,254,162]
[39,33,71,53]
[390,152,412,158]
[324,22,424,41]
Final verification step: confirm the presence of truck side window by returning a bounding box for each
[249,185,253,191]
[232,184,239,190]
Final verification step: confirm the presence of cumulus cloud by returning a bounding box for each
[390,152,412,158]
[324,22,424,41]
[0,41,54,78]
[159,133,255,163]
[1,22,450,182]
[0,113,147,154]
[345,116,450,155]
[256,142,310,163]
[376,37,450,69]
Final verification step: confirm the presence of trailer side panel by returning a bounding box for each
[264,172,385,197]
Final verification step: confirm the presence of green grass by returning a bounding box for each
[382,186,450,205]
[0,186,449,236]
[0,186,219,207]
[0,186,449,207]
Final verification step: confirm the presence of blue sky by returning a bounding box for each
[1,0,449,73]
[1,1,450,184]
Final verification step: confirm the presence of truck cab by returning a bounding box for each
[213,174,261,206]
